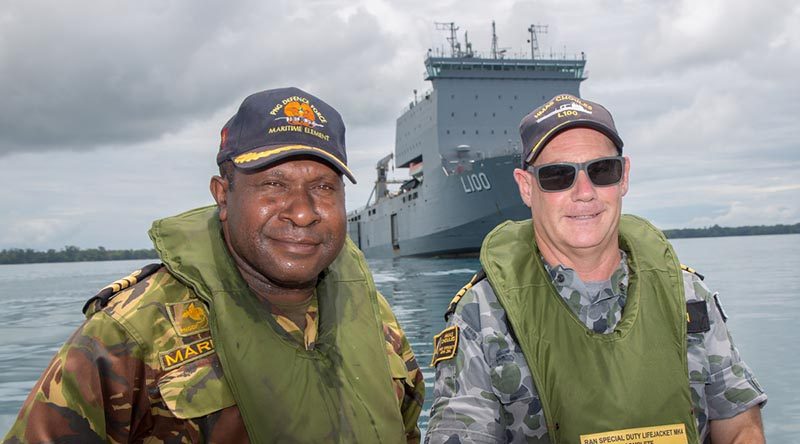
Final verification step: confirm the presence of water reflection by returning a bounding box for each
[367,257,480,432]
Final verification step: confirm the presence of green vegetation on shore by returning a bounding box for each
[1,223,798,264]
[0,246,158,265]
[663,223,800,239]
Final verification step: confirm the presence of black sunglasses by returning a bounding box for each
[528,156,625,192]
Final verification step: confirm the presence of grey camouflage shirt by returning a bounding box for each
[426,254,766,443]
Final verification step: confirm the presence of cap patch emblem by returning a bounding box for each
[536,95,594,123]
[430,326,460,366]
[167,300,210,337]
[269,95,327,128]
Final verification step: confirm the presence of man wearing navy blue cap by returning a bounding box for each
[427,94,765,443]
[6,87,424,444]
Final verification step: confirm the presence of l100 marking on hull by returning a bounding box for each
[460,173,492,193]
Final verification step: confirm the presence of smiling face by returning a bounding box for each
[513,127,630,263]
[211,156,346,289]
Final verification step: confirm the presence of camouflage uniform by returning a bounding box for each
[426,252,766,444]
[4,265,424,444]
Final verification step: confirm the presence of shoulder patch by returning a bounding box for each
[444,269,486,321]
[167,300,210,337]
[680,263,705,280]
[686,300,710,333]
[159,337,215,371]
[82,263,163,315]
[430,326,459,367]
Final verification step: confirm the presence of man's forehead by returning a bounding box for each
[547,127,616,147]
[535,128,618,164]
[253,156,343,179]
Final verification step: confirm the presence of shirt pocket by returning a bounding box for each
[157,355,237,419]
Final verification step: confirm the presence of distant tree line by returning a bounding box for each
[1,223,799,264]
[0,246,158,265]
[663,223,800,239]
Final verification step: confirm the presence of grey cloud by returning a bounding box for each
[0,1,401,155]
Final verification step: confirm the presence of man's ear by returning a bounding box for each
[513,168,534,207]
[620,155,631,197]
[210,175,230,222]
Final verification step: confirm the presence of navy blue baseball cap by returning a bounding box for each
[519,94,624,166]
[217,87,356,183]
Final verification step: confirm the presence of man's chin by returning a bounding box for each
[265,266,324,289]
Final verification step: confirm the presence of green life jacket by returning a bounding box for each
[480,215,698,444]
[149,205,405,444]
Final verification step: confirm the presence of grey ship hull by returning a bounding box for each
[348,155,530,258]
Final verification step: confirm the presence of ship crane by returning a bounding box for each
[365,153,404,206]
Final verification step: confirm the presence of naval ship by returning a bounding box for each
[347,22,587,257]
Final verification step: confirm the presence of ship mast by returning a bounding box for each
[527,24,548,59]
[435,21,461,57]
[490,21,506,59]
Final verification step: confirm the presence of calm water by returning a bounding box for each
[1,234,798,442]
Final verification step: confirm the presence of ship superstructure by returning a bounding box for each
[348,22,586,257]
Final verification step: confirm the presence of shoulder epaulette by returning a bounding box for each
[82,263,164,315]
[444,269,487,321]
[680,264,705,280]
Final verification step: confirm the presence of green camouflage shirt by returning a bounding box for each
[426,255,766,443]
[4,266,424,444]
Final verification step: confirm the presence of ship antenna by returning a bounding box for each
[490,21,507,59]
[435,21,461,57]
[491,21,498,59]
[526,24,548,59]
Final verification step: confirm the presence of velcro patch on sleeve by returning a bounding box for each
[159,338,215,371]
[430,326,459,367]
[686,301,710,333]
[166,300,211,337]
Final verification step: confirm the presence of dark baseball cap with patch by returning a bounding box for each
[216,87,356,183]
[519,93,624,166]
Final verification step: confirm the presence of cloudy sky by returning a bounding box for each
[1,0,798,250]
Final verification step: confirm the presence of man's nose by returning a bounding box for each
[281,190,320,227]
[571,170,597,200]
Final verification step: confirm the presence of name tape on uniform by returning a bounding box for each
[159,338,215,371]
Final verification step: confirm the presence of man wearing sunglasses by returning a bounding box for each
[427,94,766,443]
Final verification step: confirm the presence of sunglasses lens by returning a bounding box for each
[537,164,576,191]
[587,158,623,186]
